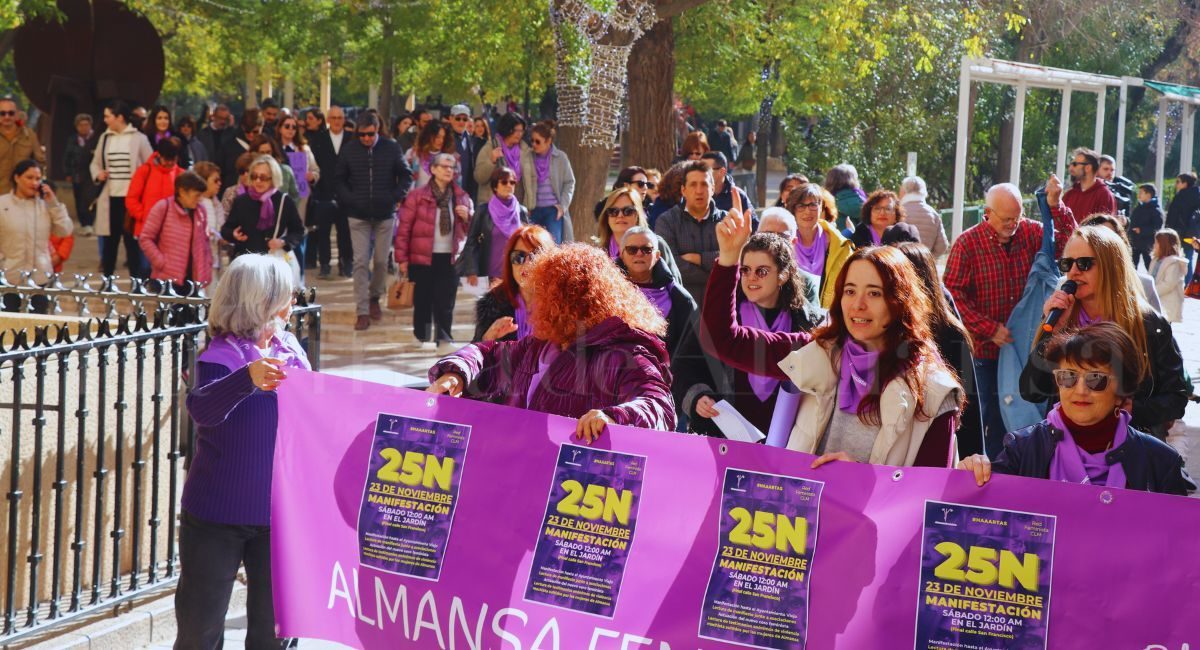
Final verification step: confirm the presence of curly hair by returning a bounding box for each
[738,233,808,312]
[814,246,958,426]
[529,244,667,347]
[860,189,902,227]
[498,225,557,308]
[656,162,688,206]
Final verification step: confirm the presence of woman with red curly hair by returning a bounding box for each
[429,244,676,439]
[471,224,556,342]
[702,209,964,468]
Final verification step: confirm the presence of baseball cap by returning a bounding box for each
[450,104,470,117]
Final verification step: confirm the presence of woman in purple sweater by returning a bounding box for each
[175,254,310,650]
[428,244,676,439]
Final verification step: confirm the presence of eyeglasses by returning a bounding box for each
[357,131,377,139]
[432,163,454,170]
[795,201,821,210]
[0,111,15,117]
[532,138,547,146]
[605,206,638,218]
[249,173,272,182]
[631,180,657,190]
[1057,257,1096,273]
[1068,161,1087,167]
[871,205,897,214]
[497,179,517,186]
[509,250,537,266]
[1052,369,1113,392]
[738,265,775,279]
[280,123,296,130]
[624,245,655,256]
[453,116,469,122]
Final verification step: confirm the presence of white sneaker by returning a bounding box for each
[417,341,436,351]
[79,226,94,237]
[436,341,459,356]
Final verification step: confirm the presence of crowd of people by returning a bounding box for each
[1,93,1197,646]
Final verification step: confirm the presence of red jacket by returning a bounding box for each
[394,183,472,266]
[139,197,213,285]
[126,154,182,236]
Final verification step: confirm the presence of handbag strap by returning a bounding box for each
[272,193,286,239]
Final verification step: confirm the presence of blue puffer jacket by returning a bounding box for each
[992,420,1195,496]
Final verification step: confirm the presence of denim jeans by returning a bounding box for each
[530,206,562,243]
[1185,244,1196,285]
[972,357,1007,459]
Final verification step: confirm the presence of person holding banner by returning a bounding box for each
[176,254,310,649]
[704,202,964,467]
[429,244,676,439]
[471,224,556,343]
[1021,225,1188,439]
[615,225,696,359]
[959,323,1194,495]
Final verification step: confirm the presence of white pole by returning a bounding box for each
[320,57,332,113]
[245,63,258,109]
[1056,86,1073,180]
[283,78,295,112]
[906,152,917,177]
[1181,104,1195,175]
[368,85,379,110]
[1156,97,1168,194]
[952,57,971,241]
[1010,80,1027,187]
[1094,89,1106,152]
[261,62,273,100]
[1116,81,1129,176]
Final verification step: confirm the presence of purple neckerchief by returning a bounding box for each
[1077,306,1101,326]
[500,140,523,181]
[639,283,674,318]
[197,331,311,373]
[236,183,248,197]
[794,227,828,276]
[515,294,533,339]
[246,186,278,231]
[488,194,522,241]
[525,342,561,407]
[1046,405,1129,488]
[838,338,880,413]
[738,300,792,401]
[535,150,552,183]
[608,237,620,259]
[285,149,310,198]
[155,131,173,144]
[868,226,882,246]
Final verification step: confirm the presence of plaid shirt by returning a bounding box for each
[945,217,1064,360]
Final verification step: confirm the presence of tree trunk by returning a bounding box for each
[558,124,612,243]
[379,20,395,121]
[994,33,1037,184]
[625,17,676,171]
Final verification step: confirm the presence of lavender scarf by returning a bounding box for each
[515,294,533,339]
[489,194,522,241]
[738,301,792,401]
[794,227,828,276]
[838,339,880,414]
[608,237,621,259]
[198,331,311,373]
[246,187,278,231]
[535,150,552,184]
[1046,405,1129,488]
[868,226,882,246]
[640,283,674,318]
[500,140,522,181]
[1077,307,1101,327]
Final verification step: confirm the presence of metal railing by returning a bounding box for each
[0,274,321,644]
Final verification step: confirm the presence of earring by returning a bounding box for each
[1113,406,1121,417]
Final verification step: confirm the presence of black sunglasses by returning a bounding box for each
[624,245,655,256]
[0,111,15,117]
[631,180,657,190]
[1053,369,1113,392]
[509,250,537,265]
[605,206,638,218]
[738,265,774,279]
[357,131,377,139]
[1057,257,1096,273]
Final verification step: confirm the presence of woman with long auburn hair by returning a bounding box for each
[470,223,553,343]
[429,244,676,439]
[701,208,964,467]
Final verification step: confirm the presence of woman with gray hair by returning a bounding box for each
[395,151,474,352]
[176,253,310,649]
[220,155,303,259]
[616,225,696,360]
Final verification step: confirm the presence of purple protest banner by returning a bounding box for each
[273,370,1200,650]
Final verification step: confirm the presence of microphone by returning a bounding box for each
[1042,280,1078,332]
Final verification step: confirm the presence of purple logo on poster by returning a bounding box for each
[524,444,646,617]
[914,500,1056,650]
[699,468,824,649]
[355,413,471,580]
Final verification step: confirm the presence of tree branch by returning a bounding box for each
[655,0,711,20]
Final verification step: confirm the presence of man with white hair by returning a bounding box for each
[944,183,1074,457]
[898,176,948,256]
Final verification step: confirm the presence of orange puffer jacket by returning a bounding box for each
[125,154,182,236]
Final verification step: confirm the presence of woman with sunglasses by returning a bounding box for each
[460,167,529,286]
[703,207,964,467]
[276,115,320,226]
[785,183,854,308]
[472,225,556,343]
[616,226,695,362]
[429,244,675,438]
[220,155,303,259]
[675,231,823,438]
[1021,226,1189,439]
[961,323,1193,495]
[596,187,682,281]
[521,121,575,244]
[592,166,654,220]
[474,112,527,204]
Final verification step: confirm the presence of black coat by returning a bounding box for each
[936,289,984,458]
[472,288,517,343]
[615,257,696,360]
[992,421,1195,496]
[197,126,232,173]
[308,128,344,203]
[458,202,530,278]
[1128,199,1164,253]
[335,137,412,221]
[1019,310,1189,434]
[221,192,305,258]
[218,131,255,193]
[1165,184,1200,238]
[456,132,484,201]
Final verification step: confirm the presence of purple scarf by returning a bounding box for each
[198,331,311,373]
[794,227,828,276]
[838,339,880,413]
[488,194,522,241]
[608,237,621,259]
[868,226,883,246]
[535,150,552,183]
[738,301,792,401]
[1046,405,1129,488]
[526,343,562,408]
[246,186,278,231]
[1077,306,1101,326]
[515,295,533,339]
[640,283,674,318]
[500,140,523,181]
[155,130,173,144]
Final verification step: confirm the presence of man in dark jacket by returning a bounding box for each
[708,119,736,162]
[308,106,353,278]
[1098,154,1135,216]
[336,113,413,331]
[1166,172,1200,283]
[701,151,756,225]
[218,109,263,192]
[449,104,483,202]
[1128,183,1164,271]
[197,104,232,170]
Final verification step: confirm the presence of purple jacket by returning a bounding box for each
[430,317,676,431]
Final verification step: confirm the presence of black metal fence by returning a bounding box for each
[0,274,321,644]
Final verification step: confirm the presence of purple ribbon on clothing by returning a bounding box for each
[737,301,792,401]
[1045,405,1129,488]
[838,338,880,414]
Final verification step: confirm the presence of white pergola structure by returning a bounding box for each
[949,57,1200,240]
